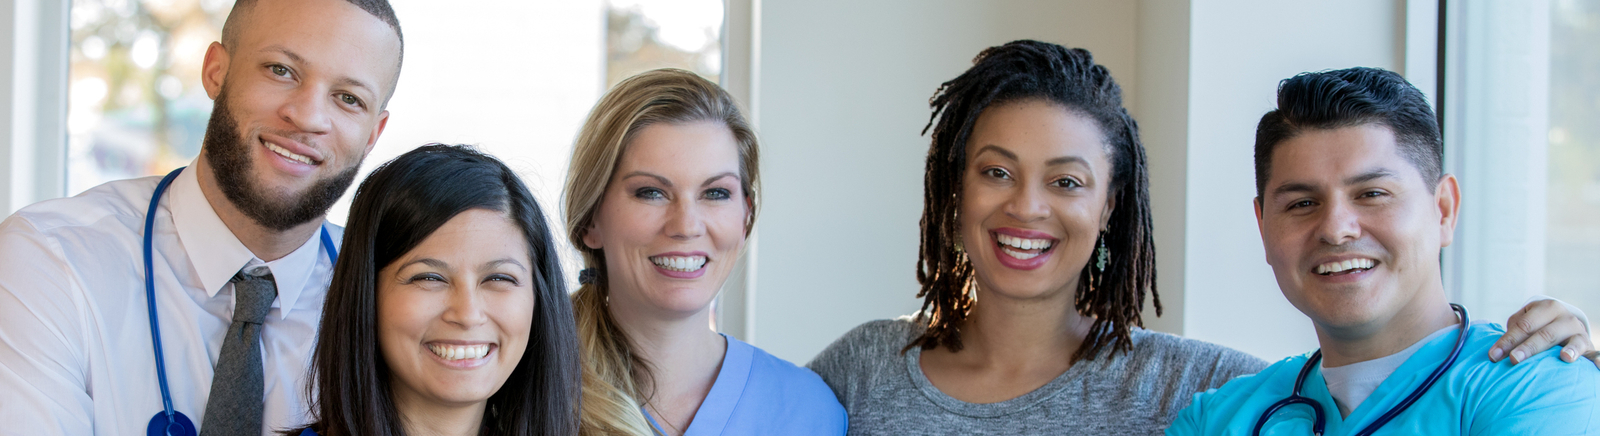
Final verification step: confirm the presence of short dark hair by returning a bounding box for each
[221,0,405,104]
[1255,67,1443,197]
[294,144,580,436]
[912,40,1158,363]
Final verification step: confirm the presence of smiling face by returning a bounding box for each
[959,100,1115,300]
[1255,124,1459,334]
[378,208,535,411]
[582,121,749,319]
[199,0,399,230]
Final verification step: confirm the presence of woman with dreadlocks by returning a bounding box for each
[804,39,1595,434]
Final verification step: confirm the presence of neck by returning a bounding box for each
[193,156,322,261]
[1316,284,1458,367]
[955,280,1096,367]
[608,299,726,395]
[391,386,485,436]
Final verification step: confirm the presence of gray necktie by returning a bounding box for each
[200,267,276,436]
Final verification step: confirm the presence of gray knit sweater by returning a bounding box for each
[806,318,1268,435]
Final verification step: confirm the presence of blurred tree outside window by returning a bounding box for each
[67,0,232,195]
[606,0,723,88]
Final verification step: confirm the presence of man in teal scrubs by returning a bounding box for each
[1167,67,1600,435]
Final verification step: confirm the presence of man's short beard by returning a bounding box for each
[202,88,362,232]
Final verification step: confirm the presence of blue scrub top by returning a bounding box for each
[645,334,847,435]
[1167,322,1600,435]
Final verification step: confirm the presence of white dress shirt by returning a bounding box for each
[0,166,340,436]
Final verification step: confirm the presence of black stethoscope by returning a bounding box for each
[142,167,337,436]
[1252,303,1469,436]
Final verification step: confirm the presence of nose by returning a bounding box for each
[441,284,489,329]
[1003,182,1050,223]
[665,197,707,241]
[277,85,334,135]
[1315,198,1362,246]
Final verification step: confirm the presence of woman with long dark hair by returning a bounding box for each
[290,144,581,436]
[806,40,1594,434]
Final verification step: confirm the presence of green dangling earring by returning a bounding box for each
[1095,231,1110,272]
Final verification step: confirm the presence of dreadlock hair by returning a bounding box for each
[907,40,1159,363]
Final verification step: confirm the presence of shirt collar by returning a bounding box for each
[168,165,328,319]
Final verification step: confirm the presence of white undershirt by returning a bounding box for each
[1318,296,1589,418]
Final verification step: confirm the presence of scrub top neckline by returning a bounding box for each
[1299,321,1490,434]
[644,333,753,436]
[902,327,1149,418]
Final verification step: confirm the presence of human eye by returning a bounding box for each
[983,167,1011,180]
[484,273,520,286]
[268,64,292,78]
[703,187,732,201]
[1051,177,1083,189]
[404,272,446,284]
[634,187,666,200]
[1357,189,1388,199]
[1285,199,1316,211]
[338,93,365,109]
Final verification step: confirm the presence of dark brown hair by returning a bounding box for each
[1255,67,1443,197]
[293,144,581,436]
[909,40,1158,363]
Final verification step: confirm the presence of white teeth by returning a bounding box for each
[1316,258,1375,275]
[1001,247,1040,260]
[651,255,707,272]
[266,143,314,165]
[428,344,490,361]
[996,234,1053,251]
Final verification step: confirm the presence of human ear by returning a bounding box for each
[201,42,229,99]
[580,220,604,250]
[1099,188,1117,231]
[1436,175,1461,247]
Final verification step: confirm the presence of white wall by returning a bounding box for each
[326,0,606,286]
[1181,0,1407,360]
[749,0,1139,364]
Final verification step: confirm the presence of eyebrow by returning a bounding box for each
[262,45,378,98]
[401,258,450,271]
[1271,169,1400,197]
[975,144,1088,167]
[702,172,739,187]
[485,258,528,272]
[622,171,671,187]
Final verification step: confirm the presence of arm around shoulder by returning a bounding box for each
[0,217,95,436]
[1471,350,1600,435]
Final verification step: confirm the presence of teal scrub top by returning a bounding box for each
[1167,322,1600,435]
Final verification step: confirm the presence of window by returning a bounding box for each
[1442,0,1599,338]
[65,0,728,287]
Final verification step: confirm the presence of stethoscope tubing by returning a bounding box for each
[141,167,336,434]
[1252,303,1470,436]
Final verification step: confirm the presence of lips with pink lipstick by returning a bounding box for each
[650,251,709,279]
[990,228,1059,270]
[426,340,497,368]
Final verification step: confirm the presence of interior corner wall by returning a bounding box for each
[1134,0,1192,336]
[749,0,1140,364]
[1182,0,1406,360]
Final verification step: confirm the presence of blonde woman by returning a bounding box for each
[564,68,847,436]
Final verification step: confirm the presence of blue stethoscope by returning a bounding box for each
[1252,303,1470,436]
[142,167,337,436]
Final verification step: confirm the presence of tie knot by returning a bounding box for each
[230,268,278,323]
